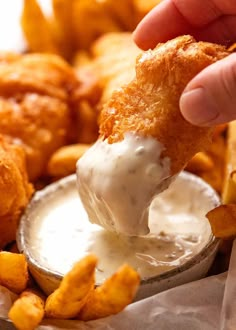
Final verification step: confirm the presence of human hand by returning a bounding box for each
[133,0,236,126]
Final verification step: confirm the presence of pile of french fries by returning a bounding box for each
[1,0,236,329]
[21,0,162,59]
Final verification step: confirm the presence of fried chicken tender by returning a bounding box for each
[99,35,229,174]
[0,52,80,180]
[77,35,230,236]
[0,136,33,249]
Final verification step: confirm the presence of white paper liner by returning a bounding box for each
[220,239,236,330]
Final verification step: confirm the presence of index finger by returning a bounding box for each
[133,0,236,49]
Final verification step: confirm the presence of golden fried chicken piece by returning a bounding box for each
[99,35,229,174]
[77,35,230,236]
[0,53,80,181]
[0,135,33,249]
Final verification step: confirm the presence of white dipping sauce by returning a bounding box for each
[27,174,213,284]
[77,133,172,236]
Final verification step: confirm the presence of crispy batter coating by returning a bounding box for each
[9,288,45,330]
[0,252,29,294]
[78,264,140,321]
[0,136,33,249]
[0,52,80,180]
[45,255,97,319]
[99,35,230,174]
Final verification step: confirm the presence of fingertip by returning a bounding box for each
[132,27,157,50]
[132,28,147,50]
[180,53,236,127]
[180,88,219,126]
[133,2,169,50]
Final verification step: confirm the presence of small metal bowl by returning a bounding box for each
[17,172,220,300]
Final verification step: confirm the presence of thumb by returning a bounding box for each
[180,53,236,126]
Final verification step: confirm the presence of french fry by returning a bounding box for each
[185,152,214,173]
[228,43,236,52]
[0,252,29,294]
[76,101,99,143]
[222,121,236,203]
[47,143,90,177]
[222,171,236,205]
[21,0,59,54]
[72,0,121,50]
[103,0,136,31]
[200,134,227,194]
[8,289,45,330]
[78,264,140,321]
[45,254,97,319]
[206,204,236,239]
[51,0,74,59]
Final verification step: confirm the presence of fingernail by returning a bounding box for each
[180,87,220,126]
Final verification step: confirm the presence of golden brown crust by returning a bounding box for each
[99,35,230,173]
[0,52,81,180]
[0,135,33,249]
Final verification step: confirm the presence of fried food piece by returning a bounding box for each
[0,52,80,181]
[228,43,236,52]
[134,0,163,23]
[185,152,214,173]
[74,101,99,143]
[0,53,78,100]
[51,0,74,59]
[75,32,140,109]
[91,32,141,103]
[206,204,236,239]
[72,0,121,50]
[47,143,90,177]
[78,264,140,321]
[0,136,33,249]
[102,0,136,31]
[77,35,229,235]
[75,63,102,106]
[186,125,227,194]
[0,95,70,181]
[0,252,29,294]
[75,33,141,137]
[21,0,59,54]
[100,35,228,170]
[74,33,140,107]
[0,52,22,65]
[8,289,45,330]
[45,254,97,319]
[200,133,227,194]
[222,121,236,203]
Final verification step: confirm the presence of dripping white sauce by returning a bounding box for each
[77,133,172,236]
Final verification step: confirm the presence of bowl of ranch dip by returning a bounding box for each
[17,171,220,300]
